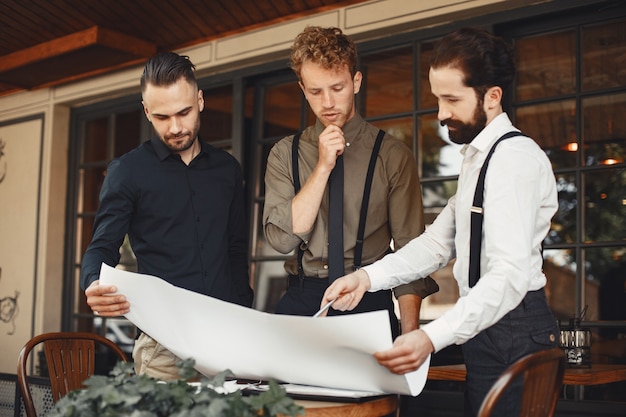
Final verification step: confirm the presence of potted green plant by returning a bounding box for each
[48,359,304,417]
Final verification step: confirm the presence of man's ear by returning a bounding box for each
[142,101,151,122]
[484,86,502,110]
[197,89,205,112]
[353,71,363,94]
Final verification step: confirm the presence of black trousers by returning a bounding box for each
[461,288,559,417]
[275,275,400,339]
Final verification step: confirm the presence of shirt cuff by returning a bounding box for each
[422,318,454,353]
[362,262,390,292]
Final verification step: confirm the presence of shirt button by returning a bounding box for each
[549,333,556,343]
[323,264,328,270]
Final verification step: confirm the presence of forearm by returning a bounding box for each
[397,294,422,333]
[291,164,331,234]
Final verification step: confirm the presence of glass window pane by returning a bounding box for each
[515,30,576,101]
[83,117,108,163]
[371,117,413,151]
[114,109,142,157]
[252,260,288,313]
[582,19,626,91]
[589,246,626,340]
[421,179,458,225]
[515,100,577,169]
[584,168,626,243]
[361,46,413,117]
[420,260,458,320]
[548,173,578,245]
[582,93,626,166]
[543,248,577,321]
[80,166,106,213]
[76,216,95,262]
[200,85,233,142]
[263,82,301,138]
[419,41,437,109]
[419,113,463,178]
[257,140,279,199]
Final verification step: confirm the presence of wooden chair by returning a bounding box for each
[477,348,565,417]
[17,332,128,417]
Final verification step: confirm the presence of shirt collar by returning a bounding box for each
[150,136,208,162]
[468,112,517,155]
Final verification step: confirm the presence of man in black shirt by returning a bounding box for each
[80,52,253,380]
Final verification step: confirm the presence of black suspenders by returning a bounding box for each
[291,129,386,278]
[469,131,527,287]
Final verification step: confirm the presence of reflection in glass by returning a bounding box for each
[421,179,458,225]
[251,260,289,313]
[83,117,108,163]
[543,248,576,321]
[547,173,578,245]
[200,85,233,143]
[419,42,437,109]
[515,100,577,169]
[370,117,413,151]
[584,169,626,243]
[582,93,626,166]
[582,19,626,91]
[263,82,301,138]
[419,113,463,178]
[251,217,293,313]
[586,246,626,342]
[515,30,576,101]
[361,47,413,117]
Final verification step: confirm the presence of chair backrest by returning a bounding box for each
[17,331,128,417]
[478,348,565,417]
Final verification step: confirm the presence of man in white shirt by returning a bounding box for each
[321,27,559,417]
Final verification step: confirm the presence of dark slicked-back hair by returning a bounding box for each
[140,52,197,93]
[430,27,515,98]
[290,26,358,80]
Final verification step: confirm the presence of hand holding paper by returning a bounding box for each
[99,264,430,396]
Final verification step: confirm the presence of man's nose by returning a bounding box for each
[437,105,451,122]
[169,117,183,134]
[322,91,334,108]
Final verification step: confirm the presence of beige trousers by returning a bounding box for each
[132,332,182,381]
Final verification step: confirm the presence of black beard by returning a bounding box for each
[441,105,487,145]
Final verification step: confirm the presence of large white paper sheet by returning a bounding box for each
[100,264,430,396]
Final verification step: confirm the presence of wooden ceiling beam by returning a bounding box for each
[0,26,156,73]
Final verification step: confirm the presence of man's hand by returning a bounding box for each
[373,329,434,374]
[291,124,345,235]
[319,269,371,316]
[317,124,346,170]
[85,280,130,317]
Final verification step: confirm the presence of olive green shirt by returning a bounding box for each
[263,114,438,298]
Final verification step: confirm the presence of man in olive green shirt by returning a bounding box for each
[263,26,437,336]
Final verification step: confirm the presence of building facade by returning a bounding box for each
[0,0,624,410]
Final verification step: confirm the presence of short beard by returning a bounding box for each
[162,133,195,153]
[441,99,487,145]
[156,116,200,153]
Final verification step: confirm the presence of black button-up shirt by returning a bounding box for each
[80,137,253,307]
